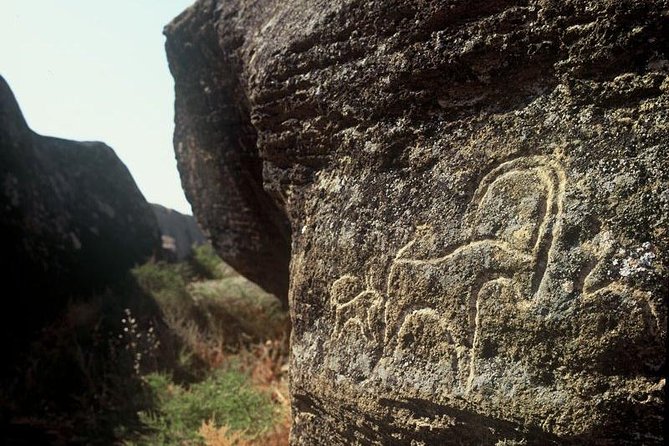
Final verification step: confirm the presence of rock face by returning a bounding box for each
[165,5,292,302]
[165,1,667,444]
[151,203,206,261]
[0,75,160,375]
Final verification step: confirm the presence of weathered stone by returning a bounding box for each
[0,75,160,377]
[151,203,206,261]
[165,5,292,303]
[165,1,667,444]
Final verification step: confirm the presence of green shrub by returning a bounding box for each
[131,261,201,334]
[132,368,277,445]
[190,244,236,280]
[188,278,287,343]
[126,253,289,446]
[132,262,192,304]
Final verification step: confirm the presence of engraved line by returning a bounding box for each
[466,169,539,240]
[392,239,534,267]
[466,277,512,392]
[532,163,566,297]
[332,289,383,342]
[529,167,558,295]
[527,191,549,256]
[468,155,551,212]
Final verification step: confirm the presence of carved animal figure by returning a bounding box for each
[383,156,566,367]
[330,275,385,344]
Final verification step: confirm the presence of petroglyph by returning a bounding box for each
[384,156,566,356]
[330,275,384,344]
[328,155,644,388]
[463,155,566,296]
[166,1,669,439]
[578,230,617,297]
[393,307,464,377]
[465,277,513,391]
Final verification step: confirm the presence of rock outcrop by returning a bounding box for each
[151,203,206,261]
[0,75,160,376]
[165,1,667,444]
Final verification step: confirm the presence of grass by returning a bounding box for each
[126,245,290,445]
[132,246,288,368]
[127,368,277,446]
[4,245,290,445]
[188,278,287,342]
[191,244,238,280]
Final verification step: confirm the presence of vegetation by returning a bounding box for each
[5,245,290,445]
[132,246,288,370]
[127,245,290,445]
[129,368,277,446]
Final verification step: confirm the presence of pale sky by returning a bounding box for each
[0,0,196,214]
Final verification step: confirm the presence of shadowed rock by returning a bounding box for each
[165,1,667,444]
[151,203,206,261]
[0,75,160,379]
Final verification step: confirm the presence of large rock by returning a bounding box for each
[165,5,292,302]
[0,75,160,374]
[165,1,667,444]
[151,203,206,260]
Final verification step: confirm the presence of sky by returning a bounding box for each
[0,0,196,214]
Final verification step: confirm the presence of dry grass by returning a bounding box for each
[130,248,292,445]
[199,415,290,446]
[197,339,292,446]
[133,251,289,373]
[6,246,292,445]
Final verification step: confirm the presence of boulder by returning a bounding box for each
[151,203,206,261]
[0,75,160,376]
[165,1,667,444]
[165,3,292,302]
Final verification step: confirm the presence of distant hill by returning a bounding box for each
[151,203,206,261]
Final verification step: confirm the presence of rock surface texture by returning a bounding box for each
[151,203,207,260]
[0,75,160,374]
[165,1,667,444]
